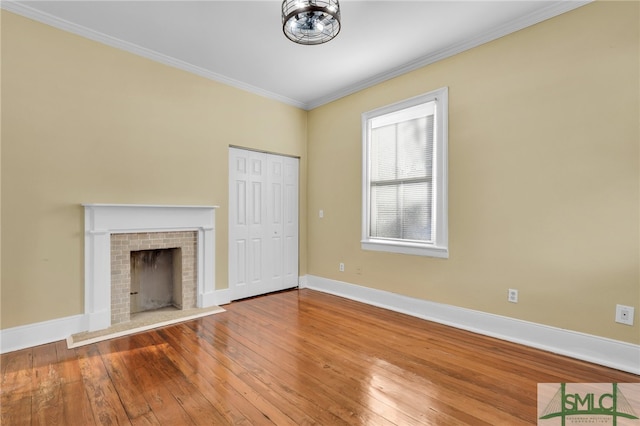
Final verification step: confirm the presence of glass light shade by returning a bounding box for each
[282,0,341,45]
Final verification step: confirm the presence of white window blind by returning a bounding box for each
[370,105,434,242]
[362,88,448,258]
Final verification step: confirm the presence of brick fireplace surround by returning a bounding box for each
[83,204,218,332]
[110,231,197,325]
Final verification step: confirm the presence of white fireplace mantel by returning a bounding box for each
[83,204,219,332]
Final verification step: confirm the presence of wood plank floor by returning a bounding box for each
[2,289,638,425]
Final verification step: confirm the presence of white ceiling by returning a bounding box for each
[4,1,590,109]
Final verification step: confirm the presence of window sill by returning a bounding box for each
[361,239,449,258]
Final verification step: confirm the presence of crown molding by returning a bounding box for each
[2,0,592,111]
[0,1,308,110]
[304,0,593,110]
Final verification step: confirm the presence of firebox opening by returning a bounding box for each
[130,248,183,314]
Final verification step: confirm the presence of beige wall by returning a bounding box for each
[307,1,639,344]
[1,12,308,328]
[2,2,639,346]
[0,10,3,331]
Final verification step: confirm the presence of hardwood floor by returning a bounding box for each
[2,289,638,425]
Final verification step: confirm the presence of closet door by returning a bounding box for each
[229,147,298,300]
[266,154,284,292]
[282,156,299,289]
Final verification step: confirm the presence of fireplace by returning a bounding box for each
[111,232,197,325]
[130,248,181,314]
[83,204,218,332]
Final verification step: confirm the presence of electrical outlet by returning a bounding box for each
[319,209,324,218]
[339,262,345,272]
[615,305,635,326]
[508,289,518,303]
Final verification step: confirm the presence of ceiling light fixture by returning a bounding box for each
[282,0,341,45]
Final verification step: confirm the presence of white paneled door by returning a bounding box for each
[229,147,299,300]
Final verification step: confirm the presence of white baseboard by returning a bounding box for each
[202,288,231,307]
[4,279,638,374]
[306,275,640,375]
[211,288,231,305]
[298,275,308,289]
[0,314,88,354]
[0,288,233,354]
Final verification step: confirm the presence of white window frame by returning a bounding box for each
[361,87,448,258]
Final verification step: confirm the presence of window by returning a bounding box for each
[361,87,448,258]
